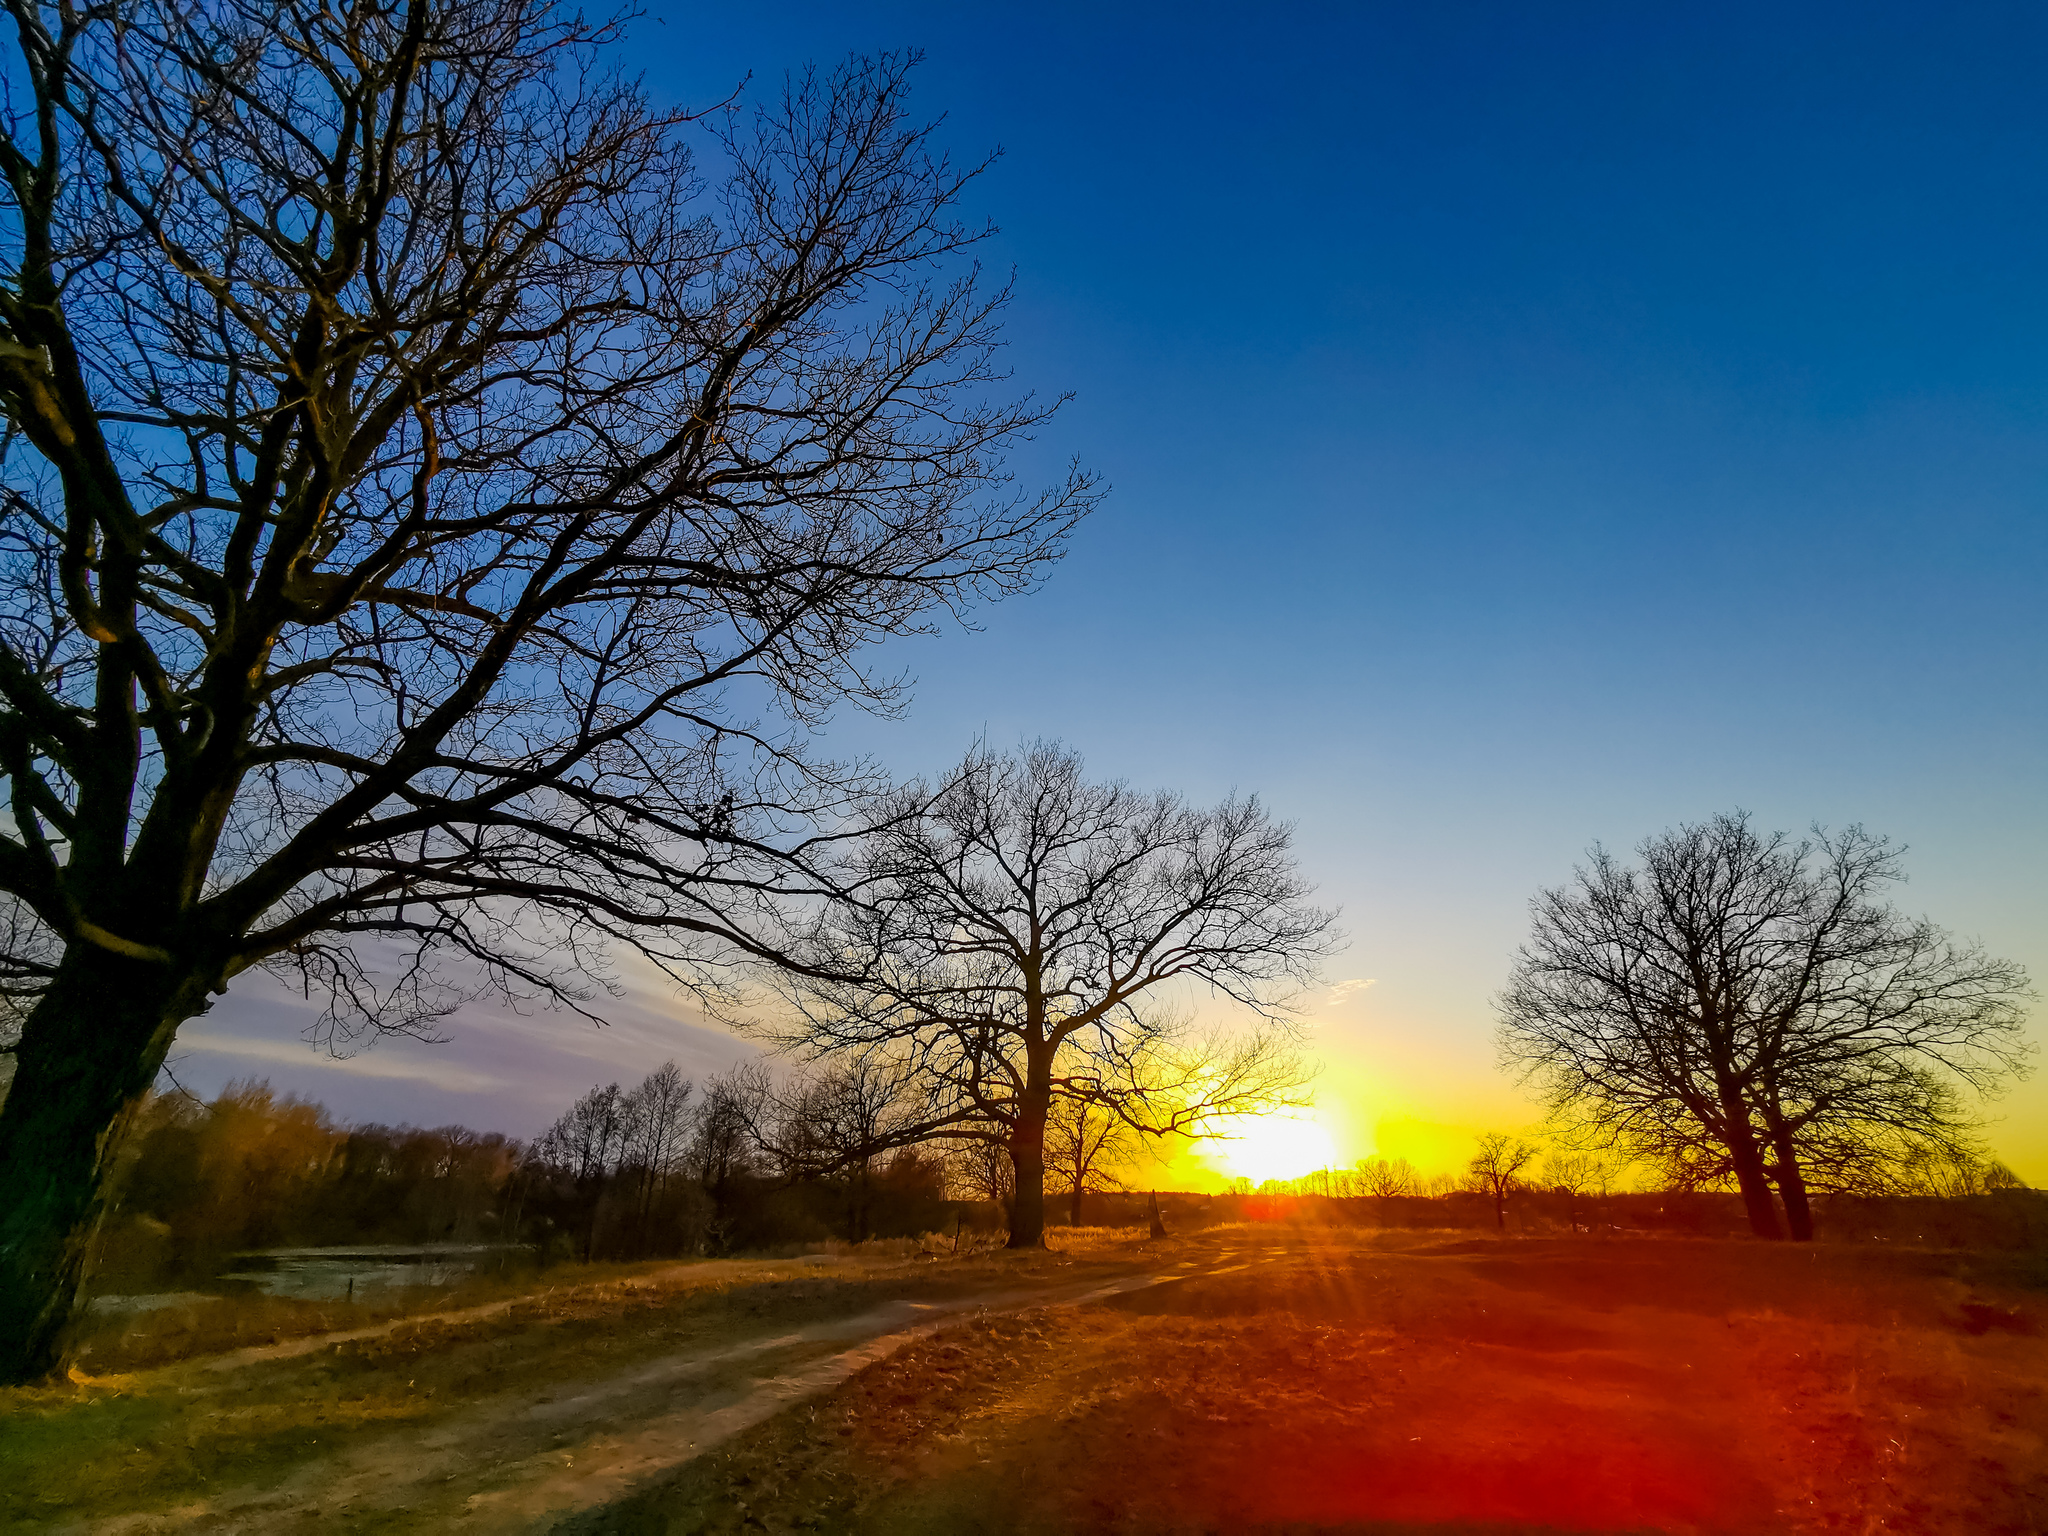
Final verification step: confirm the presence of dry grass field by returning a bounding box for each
[569,1230,2048,1536]
[3,1226,2043,1534]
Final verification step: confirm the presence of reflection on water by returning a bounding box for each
[221,1243,519,1300]
[87,1244,524,1314]
[87,1291,217,1316]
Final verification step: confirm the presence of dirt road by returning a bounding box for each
[8,1237,1248,1534]
[15,1230,2045,1534]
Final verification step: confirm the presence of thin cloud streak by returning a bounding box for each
[176,1029,513,1093]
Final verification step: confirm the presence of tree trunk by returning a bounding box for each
[1713,1085,1786,1241]
[1726,1137,1785,1240]
[1493,1187,1506,1231]
[0,949,207,1382]
[1006,1044,1053,1250]
[1007,1107,1048,1249]
[583,1174,606,1262]
[850,1163,871,1244]
[1771,1136,1816,1242]
[1069,1183,1084,1228]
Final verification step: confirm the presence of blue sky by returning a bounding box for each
[186,2,2048,1176]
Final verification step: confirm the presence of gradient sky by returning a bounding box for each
[179,2,2048,1182]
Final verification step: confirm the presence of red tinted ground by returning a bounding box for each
[570,1231,2048,1535]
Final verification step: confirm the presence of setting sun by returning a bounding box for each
[1217,1115,1341,1185]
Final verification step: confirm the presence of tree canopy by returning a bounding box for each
[0,0,1092,1381]
[1498,814,2032,1240]
[764,741,1335,1247]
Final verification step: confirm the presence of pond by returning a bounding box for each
[217,1243,523,1301]
[86,1243,530,1313]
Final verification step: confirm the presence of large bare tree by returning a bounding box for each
[0,0,1095,1379]
[764,741,1335,1248]
[1498,814,2032,1240]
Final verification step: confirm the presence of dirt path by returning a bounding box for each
[83,1251,1250,1534]
[189,1254,853,1374]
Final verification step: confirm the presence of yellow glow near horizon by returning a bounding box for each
[1216,1114,1341,1185]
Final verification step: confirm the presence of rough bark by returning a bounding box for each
[1771,1135,1816,1242]
[0,953,211,1378]
[1006,1132,1047,1248]
[1007,1057,1051,1249]
[1726,1137,1786,1241]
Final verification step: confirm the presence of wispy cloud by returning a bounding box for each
[1325,977,1376,1008]
[176,1029,513,1094]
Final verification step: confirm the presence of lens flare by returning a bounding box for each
[1219,1115,1340,1184]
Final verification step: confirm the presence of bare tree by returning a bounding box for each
[525,1061,715,1257]
[0,0,1097,1378]
[764,741,1334,1248]
[1044,1094,1135,1227]
[685,1071,762,1251]
[1886,1143,2026,1199]
[1355,1154,1417,1201]
[1498,815,2032,1241]
[1468,1132,1538,1233]
[619,1061,693,1250]
[949,1134,1015,1224]
[754,1051,923,1239]
[530,1080,625,1260]
[1542,1149,1611,1234]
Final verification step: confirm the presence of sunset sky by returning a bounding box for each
[176,2,2048,1183]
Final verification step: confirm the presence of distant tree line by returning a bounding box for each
[1206,1179,2043,1249]
[94,1082,522,1290]
[1233,1132,2026,1237]
[518,1062,955,1263]
[90,1068,2038,1298]
[520,1051,1176,1259]
[91,1062,980,1292]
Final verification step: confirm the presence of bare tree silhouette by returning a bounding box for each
[1469,1132,1539,1233]
[1045,1095,1136,1227]
[1541,1149,1612,1234]
[1356,1154,1418,1201]
[763,741,1334,1248]
[0,0,1096,1379]
[1498,815,2031,1240]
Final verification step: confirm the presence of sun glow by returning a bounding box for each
[1217,1114,1341,1186]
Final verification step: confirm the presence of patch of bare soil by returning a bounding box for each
[570,1234,2048,1535]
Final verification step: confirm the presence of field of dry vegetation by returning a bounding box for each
[5,1225,2044,1534]
[562,1229,2047,1535]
